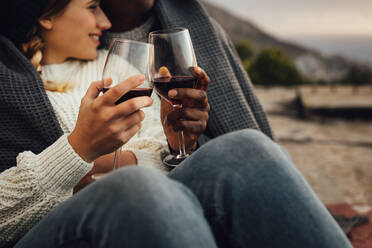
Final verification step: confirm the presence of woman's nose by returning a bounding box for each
[96,7,112,31]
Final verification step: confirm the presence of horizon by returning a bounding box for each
[205,0,372,37]
[204,0,372,65]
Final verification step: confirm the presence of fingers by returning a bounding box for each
[74,75,150,162]
[168,88,209,109]
[119,110,145,130]
[107,110,144,143]
[165,108,208,133]
[100,74,145,105]
[115,96,153,117]
[159,66,171,78]
[167,119,207,133]
[167,108,209,122]
[193,67,210,91]
[162,67,210,135]
[166,67,210,106]
[85,79,106,100]
[118,122,142,143]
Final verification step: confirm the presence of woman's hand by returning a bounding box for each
[161,67,210,152]
[68,74,153,162]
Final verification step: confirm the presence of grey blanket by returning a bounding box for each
[0,35,63,172]
[0,0,273,172]
[154,0,273,139]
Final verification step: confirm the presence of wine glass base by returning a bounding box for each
[91,173,108,181]
[162,153,189,167]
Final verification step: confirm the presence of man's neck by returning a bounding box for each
[108,11,153,33]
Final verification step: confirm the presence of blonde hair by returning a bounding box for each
[21,0,74,93]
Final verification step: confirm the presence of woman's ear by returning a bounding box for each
[38,18,53,30]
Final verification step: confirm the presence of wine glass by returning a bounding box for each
[91,39,154,180]
[149,28,198,167]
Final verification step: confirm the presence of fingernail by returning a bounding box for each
[169,89,177,98]
[163,115,168,126]
[137,74,145,81]
[104,78,112,87]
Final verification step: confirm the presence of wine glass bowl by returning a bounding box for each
[102,39,154,103]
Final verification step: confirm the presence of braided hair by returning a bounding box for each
[21,0,75,92]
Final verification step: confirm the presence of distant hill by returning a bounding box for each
[201,1,371,83]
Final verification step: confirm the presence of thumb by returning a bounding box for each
[159,66,171,77]
[194,67,210,91]
[85,78,112,99]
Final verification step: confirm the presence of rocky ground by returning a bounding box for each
[255,86,372,211]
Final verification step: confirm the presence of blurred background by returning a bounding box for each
[202,0,372,245]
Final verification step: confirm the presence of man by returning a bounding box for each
[87,1,352,248]
[100,0,274,153]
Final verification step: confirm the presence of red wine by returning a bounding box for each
[102,87,153,105]
[153,76,196,105]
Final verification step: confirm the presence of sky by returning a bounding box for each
[204,0,372,37]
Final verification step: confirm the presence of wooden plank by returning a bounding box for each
[298,85,372,109]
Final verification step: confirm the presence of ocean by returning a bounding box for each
[205,0,372,66]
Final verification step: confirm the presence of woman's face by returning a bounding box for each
[40,0,111,64]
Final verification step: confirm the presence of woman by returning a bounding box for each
[0,0,352,247]
[0,0,213,246]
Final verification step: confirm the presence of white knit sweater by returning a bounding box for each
[42,50,168,172]
[0,50,168,246]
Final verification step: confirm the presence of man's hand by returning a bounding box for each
[73,151,137,193]
[161,67,210,152]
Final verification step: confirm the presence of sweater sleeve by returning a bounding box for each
[0,134,93,246]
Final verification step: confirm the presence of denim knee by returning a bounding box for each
[193,129,290,171]
[96,166,166,193]
[90,166,200,211]
[93,167,181,198]
[230,129,292,160]
[217,129,278,153]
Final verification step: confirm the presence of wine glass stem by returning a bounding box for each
[177,130,188,158]
[113,147,121,170]
[172,104,189,159]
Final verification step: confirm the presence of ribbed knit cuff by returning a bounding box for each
[124,148,170,175]
[34,134,93,196]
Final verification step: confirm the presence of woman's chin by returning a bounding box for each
[76,50,98,61]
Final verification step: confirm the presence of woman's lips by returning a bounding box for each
[89,34,101,45]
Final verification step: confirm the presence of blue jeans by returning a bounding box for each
[15,129,351,248]
[169,129,352,248]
